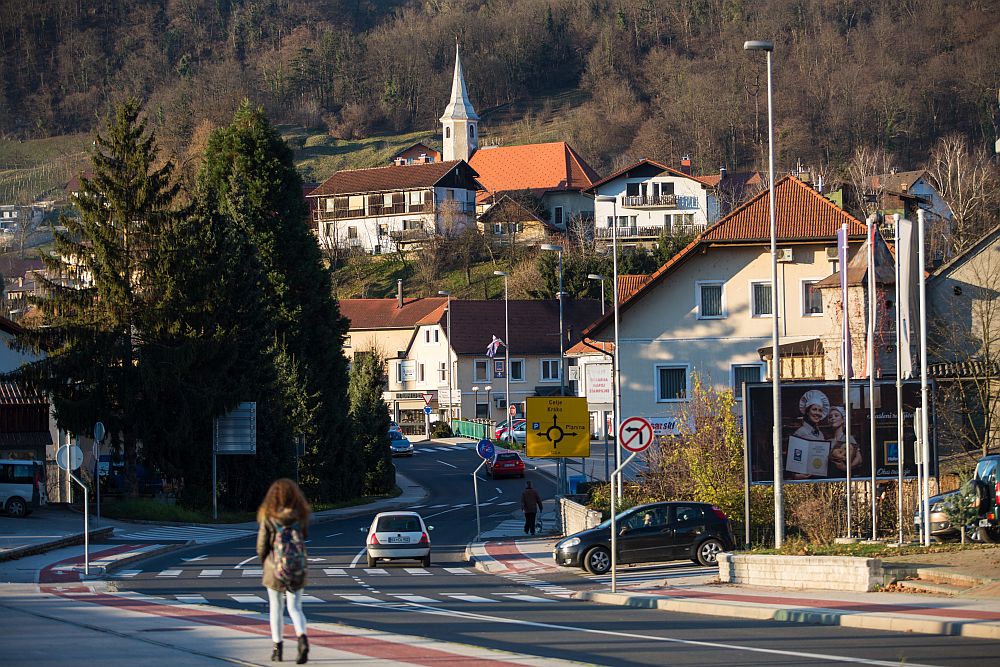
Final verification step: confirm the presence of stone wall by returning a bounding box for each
[559,495,602,536]
[718,553,886,592]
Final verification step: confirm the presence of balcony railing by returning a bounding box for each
[622,194,678,208]
[594,225,666,240]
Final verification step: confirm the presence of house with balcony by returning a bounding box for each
[576,175,872,425]
[307,159,481,255]
[585,158,761,249]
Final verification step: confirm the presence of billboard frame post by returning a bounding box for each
[918,209,932,546]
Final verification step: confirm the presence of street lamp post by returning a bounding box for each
[594,195,622,499]
[472,386,480,419]
[541,243,567,495]
[744,38,783,548]
[438,291,454,422]
[587,274,605,316]
[485,385,492,421]
[494,271,512,443]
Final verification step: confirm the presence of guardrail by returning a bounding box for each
[450,419,492,440]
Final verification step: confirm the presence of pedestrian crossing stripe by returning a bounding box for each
[198,569,223,577]
[157,570,182,577]
[391,594,436,603]
[340,594,381,604]
[442,568,473,575]
[115,526,255,544]
[242,569,262,577]
[495,594,556,603]
[443,594,496,603]
[323,568,347,576]
[403,568,430,575]
[231,594,266,603]
[176,595,207,604]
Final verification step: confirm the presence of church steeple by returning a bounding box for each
[440,44,478,162]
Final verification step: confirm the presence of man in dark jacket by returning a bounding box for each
[521,480,543,535]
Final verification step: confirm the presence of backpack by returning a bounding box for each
[270,520,307,587]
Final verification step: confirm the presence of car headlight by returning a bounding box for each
[558,537,580,549]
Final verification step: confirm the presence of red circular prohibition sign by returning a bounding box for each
[619,416,653,452]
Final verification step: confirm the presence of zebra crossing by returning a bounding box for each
[114,525,257,544]
[122,565,480,580]
[579,564,716,587]
[413,446,466,453]
[125,589,559,606]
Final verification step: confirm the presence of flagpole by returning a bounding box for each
[839,223,853,538]
[867,214,878,540]
[918,209,931,546]
[894,214,905,544]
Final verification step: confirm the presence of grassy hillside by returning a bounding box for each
[0,134,92,204]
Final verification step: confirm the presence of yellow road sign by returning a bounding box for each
[525,396,591,458]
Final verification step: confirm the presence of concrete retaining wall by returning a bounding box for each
[559,495,602,537]
[718,553,886,592]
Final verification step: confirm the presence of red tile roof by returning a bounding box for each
[702,175,867,242]
[567,339,613,356]
[618,275,650,302]
[469,142,599,203]
[340,298,448,330]
[309,161,478,197]
[584,176,866,339]
[586,159,692,192]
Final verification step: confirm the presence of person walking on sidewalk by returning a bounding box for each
[257,478,311,663]
[521,480,543,536]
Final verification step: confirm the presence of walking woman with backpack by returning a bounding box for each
[257,478,310,663]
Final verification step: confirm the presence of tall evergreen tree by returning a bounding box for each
[348,350,395,495]
[7,99,181,497]
[196,101,358,502]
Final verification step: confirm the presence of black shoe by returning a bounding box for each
[296,635,309,664]
[272,642,283,662]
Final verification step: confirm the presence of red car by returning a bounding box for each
[486,451,526,479]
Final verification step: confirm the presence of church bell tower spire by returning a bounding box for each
[440,43,478,162]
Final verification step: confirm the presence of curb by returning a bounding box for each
[575,590,1000,641]
[464,542,507,574]
[0,527,114,563]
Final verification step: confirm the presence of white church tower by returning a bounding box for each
[440,44,479,162]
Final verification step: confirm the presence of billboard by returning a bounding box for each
[745,380,935,484]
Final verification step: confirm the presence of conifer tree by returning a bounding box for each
[349,350,395,495]
[196,101,358,502]
[9,99,180,497]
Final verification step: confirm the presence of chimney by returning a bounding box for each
[680,155,692,175]
[719,166,727,180]
[397,279,404,308]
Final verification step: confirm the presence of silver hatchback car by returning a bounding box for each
[363,511,433,567]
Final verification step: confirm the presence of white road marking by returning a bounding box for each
[428,504,448,508]
[242,569,263,577]
[198,569,223,577]
[443,567,474,575]
[495,487,502,494]
[300,594,324,603]
[494,594,555,603]
[364,568,388,575]
[231,594,266,604]
[403,568,430,576]
[323,568,347,576]
[339,594,382,604]
[350,548,366,568]
[435,460,458,469]
[325,532,342,538]
[182,555,207,562]
[157,570,181,578]
[391,594,437,604]
[442,594,497,603]
[116,570,141,578]
[497,501,516,506]
[176,595,207,604]
[235,555,256,568]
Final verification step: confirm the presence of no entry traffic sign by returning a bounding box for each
[619,416,653,453]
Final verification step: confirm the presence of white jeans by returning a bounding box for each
[267,587,307,643]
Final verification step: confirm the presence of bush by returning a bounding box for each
[430,421,453,438]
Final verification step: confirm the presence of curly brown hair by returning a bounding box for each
[257,478,311,526]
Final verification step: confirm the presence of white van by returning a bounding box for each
[0,459,47,517]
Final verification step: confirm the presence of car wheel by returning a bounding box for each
[980,526,1000,544]
[367,555,377,567]
[5,497,27,518]
[696,538,724,566]
[421,555,431,567]
[583,546,611,575]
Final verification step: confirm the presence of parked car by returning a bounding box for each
[913,490,963,541]
[99,456,164,496]
[0,459,47,517]
[389,430,414,457]
[973,455,1000,543]
[553,501,736,574]
[363,511,433,567]
[486,451,525,479]
[498,421,527,444]
[389,421,402,434]
[495,419,525,440]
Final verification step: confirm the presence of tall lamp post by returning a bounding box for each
[485,385,492,421]
[540,243,567,495]
[438,291,454,422]
[594,195,622,499]
[587,274,606,316]
[744,38,783,548]
[472,386,480,419]
[494,271,512,441]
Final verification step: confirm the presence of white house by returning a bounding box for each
[585,158,761,248]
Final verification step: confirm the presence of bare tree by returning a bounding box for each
[844,145,897,217]
[926,134,1000,255]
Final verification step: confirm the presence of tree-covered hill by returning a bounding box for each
[2,0,998,179]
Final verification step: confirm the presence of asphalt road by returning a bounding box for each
[105,445,998,666]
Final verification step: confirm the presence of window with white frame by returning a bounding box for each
[626,182,641,197]
[424,328,439,344]
[732,364,763,399]
[696,281,725,318]
[750,281,773,317]
[474,359,489,383]
[655,365,688,402]
[493,223,503,235]
[802,279,823,315]
[509,359,525,382]
[347,226,358,239]
[540,358,561,382]
[438,362,447,382]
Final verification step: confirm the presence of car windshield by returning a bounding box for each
[595,507,643,530]
[376,515,422,532]
[389,432,405,441]
[496,453,520,462]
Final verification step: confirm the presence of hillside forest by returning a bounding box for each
[2,0,999,179]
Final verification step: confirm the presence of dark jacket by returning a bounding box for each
[521,487,543,513]
[256,508,308,592]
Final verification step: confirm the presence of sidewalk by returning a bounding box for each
[468,535,1000,641]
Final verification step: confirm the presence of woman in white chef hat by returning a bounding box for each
[793,389,831,441]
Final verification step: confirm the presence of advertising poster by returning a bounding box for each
[745,380,934,484]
